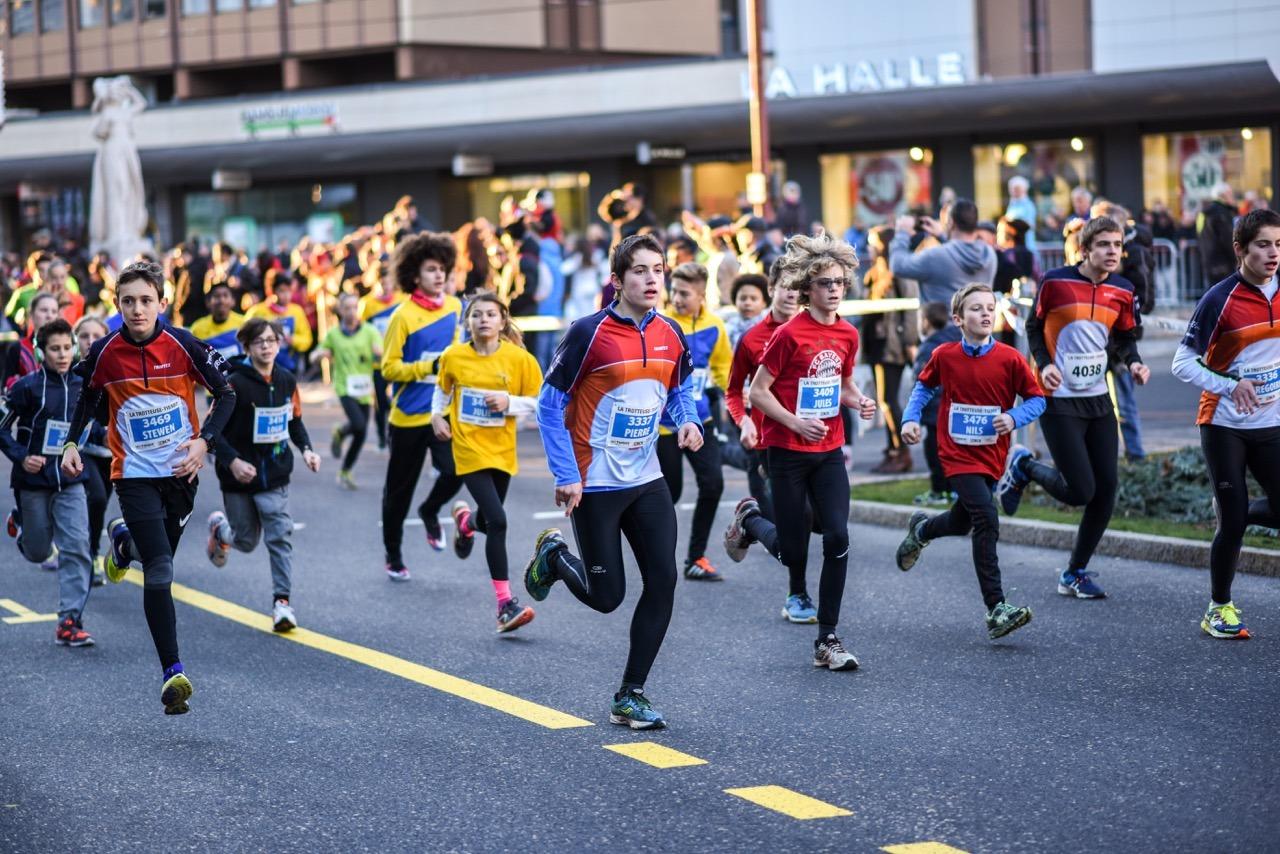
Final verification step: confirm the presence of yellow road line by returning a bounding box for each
[724,785,852,820]
[603,742,708,769]
[0,598,58,624]
[124,570,592,730]
[882,844,971,854]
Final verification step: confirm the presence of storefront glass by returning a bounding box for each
[468,172,591,234]
[819,148,933,234]
[184,182,358,253]
[973,139,1096,239]
[1142,128,1273,219]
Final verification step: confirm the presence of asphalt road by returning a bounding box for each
[2,363,1277,854]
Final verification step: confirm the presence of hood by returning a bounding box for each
[228,355,274,385]
[945,239,996,275]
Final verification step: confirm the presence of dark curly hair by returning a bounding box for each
[393,232,458,293]
[116,260,165,298]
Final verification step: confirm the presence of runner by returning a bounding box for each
[895,283,1045,640]
[523,233,701,729]
[910,301,962,506]
[315,292,381,490]
[0,319,96,646]
[731,232,876,668]
[205,317,321,632]
[74,316,113,585]
[659,262,730,581]
[3,292,60,391]
[997,216,1150,599]
[245,269,312,374]
[188,281,245,362]
[60,260,236,715]
[357,265,406,451]
[379,232,465,580]
[1171,208,1280,639]
[432,292,543,633]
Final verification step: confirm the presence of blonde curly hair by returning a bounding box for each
[776,231,859,305]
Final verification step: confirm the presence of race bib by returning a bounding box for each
[42,420,72,455]
[1062,350,1107,391]
[125,400,185,451]
[691,368,709,402]
[458,388,505,427]
[253,404,291,445]
[606,401,661,450]
[948,403,1001,446]
[795,376,840,419]
[1244,360,1280,405]
[346,374,374,398]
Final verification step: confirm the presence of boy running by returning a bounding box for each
[433,293,543,633]
[896,283,1045,640]
[0,319,96,646]
[523,233,701,730]
[61,261,236,715]
[205,317,320,632]
[245,270,312,374]
[357,269,405,451]
[315,292,381,489]
[189,281,245,361]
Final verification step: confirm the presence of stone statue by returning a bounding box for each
[89,76,151,266]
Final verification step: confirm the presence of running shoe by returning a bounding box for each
[496,597,535,634]
[161,665,193,716]
[104,518,132,584]
[272,598,297,633]
[5,508,18,539]
[1201,601,1250,639]
[523,528,565,602]
[986,601,1033,639]
[206,511,229,568]
[40,544,60,571]
[330,425,344,460]
[337,470,358,491]
[54,616,95,647]
[683,556,723,581]
[452,500,475,560]
[91,556,106,587]
[813,634,860,671]
[781,593,818,624]
[609,688,666,730]
[912,490,954,507]
[385,561,411,583]
[722,497,760,563]
[419,506,448,552]
[895,510,931,572]
[995,444,1033,516]
[1058,568,1107,599]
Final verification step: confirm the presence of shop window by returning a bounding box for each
[1143,128,1273,220]
[820,149,934,235]
[180,0,206,13]
[143,0,163,17]
[973,138,1096,241]
[40,0,64,30]
[470,172,591,235]
[183,182,359,255]
[78,0,104,26]
[11,0,35,34]
[110,0,133,24]
[214,0,240,11]
[248,0,274,8]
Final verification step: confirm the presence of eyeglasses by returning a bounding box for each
[250,337,280,348]
[811,277,851,290]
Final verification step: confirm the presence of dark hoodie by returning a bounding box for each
[214,355,312,494]
[0,363,90,491]
[888,232,997,305]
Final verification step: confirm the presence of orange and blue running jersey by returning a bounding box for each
[659,306,731,430]
[1176,272,1280,428]
[538,306,699,491]
[67,318,236,480]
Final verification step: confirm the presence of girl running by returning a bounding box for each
[75,316,114,583]
[316,292,382,489]
[432,293,543,633]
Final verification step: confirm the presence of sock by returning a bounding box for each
[163,661,184,680]
[492,579,511,608]
[616,684,642,700]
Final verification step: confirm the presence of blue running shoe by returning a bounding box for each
[781,593,818,624]
[1058,568,1107,599]
[609,688,666,730]
[161,664,193,716]
[104,518,132,584]
[523,528,566,602]
[996,444,1033,516]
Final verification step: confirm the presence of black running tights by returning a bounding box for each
[461,469,511,581]
[1201,425,1280,604]
[921,473,1004,609]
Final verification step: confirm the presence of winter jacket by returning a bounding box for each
[1198,200,1238,285]
[213,356,312,494]
[861,259,920,366]
[0,365,90,491]
[888,233,997,306]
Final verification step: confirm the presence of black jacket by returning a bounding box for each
[0,364,90,491]
[213,356,312,493]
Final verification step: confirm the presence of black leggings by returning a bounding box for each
[372,371,390,449]
[920,473,1004,610]
[873,362,906,450]
[1023,408,1119,572]
[767,447,850,637]
[1201,425,1280,604]
[549,479,677,691]
[337,395,370,471]
[84,454,114,559]
[381,423,463,564]
[461,469,511,581]
[656,430,724,566]
[923,424,947,493]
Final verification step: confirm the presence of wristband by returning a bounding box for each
[61,441,79,454]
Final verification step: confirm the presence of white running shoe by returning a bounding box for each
[272,599,297,632]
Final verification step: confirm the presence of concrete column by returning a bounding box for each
[1099,125,1143,213]
[783,145,822,232]
[934,139,976,202]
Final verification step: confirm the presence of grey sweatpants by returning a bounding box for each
[217,485,294,601]
[18,484,92,621]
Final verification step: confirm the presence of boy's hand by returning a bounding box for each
[1039,364,1063,391]
[1130,362,1151,385]
[738,417,758,450]
[22,455,45,474]
[900,422,922,445]
[677,421,703,451]
[857,395,878,420]
[60,446,83,478]
[230,457,257,484]
[790,416,829,443]
[173,437,208,482]
[303,449,321,472]
[994,413,1015,435]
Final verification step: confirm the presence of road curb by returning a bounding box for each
[849,500,1280,579]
